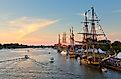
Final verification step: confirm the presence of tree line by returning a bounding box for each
[0,43,55,49]
[98,40,121,53]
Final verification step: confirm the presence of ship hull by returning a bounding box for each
[80,58,101,68]
[69,51,75,58]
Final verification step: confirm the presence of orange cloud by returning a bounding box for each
[7,17,58,38]
[0,17,58,44]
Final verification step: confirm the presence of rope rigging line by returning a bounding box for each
[94,13,116,54]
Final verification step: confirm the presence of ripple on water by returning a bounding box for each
[0,48,121,79]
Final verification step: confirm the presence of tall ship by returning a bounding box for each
[55,32,68,55]
[68,27,76,58]
[78,7,112,67]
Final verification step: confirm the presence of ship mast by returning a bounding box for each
[78,11,90,43]
[82,11,90,55]
[91,7,96,61]
[70,27,74,46]
[62,32,67,44]
[90,7,97,41]
[89,7,104,61]
[70,27,75,52]
[58,34,61,45]
[82,11,89,43]
[69,26,76,58]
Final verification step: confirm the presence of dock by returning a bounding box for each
[101,57,121,72]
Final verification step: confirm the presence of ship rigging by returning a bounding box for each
[78,7,112,66]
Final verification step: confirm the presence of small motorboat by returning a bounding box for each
[101,67,107,72]
[49,57,54,63]
[61,51,67,56]
[25,55,29,59]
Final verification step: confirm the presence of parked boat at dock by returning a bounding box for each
[49,56,55,63]
[68,27,76,58]
[101,52,121,72]
[78,7,112,67]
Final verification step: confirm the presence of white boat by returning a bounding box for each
[49,57,54,63]
[25,55,29,59]
[101,67,107,72]
[61,51,67,55]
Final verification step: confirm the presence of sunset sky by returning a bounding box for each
[0,0,121,45]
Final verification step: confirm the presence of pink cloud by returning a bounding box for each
[107,32,121,42]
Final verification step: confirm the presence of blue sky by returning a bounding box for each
[0,0,121,45]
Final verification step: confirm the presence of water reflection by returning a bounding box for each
[0,48,120,79]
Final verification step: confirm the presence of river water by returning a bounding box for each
[0,48,120,79]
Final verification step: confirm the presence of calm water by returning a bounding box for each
[0,48,120,79]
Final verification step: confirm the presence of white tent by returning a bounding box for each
[84,49,92,53]
[116,52,121,59]
[84,49,98,53]
[94,49,98,53]
[84,48,106,54]
[98,48,106,54]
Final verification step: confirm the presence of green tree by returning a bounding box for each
[111,41,121,53]
[97,40,111,51]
